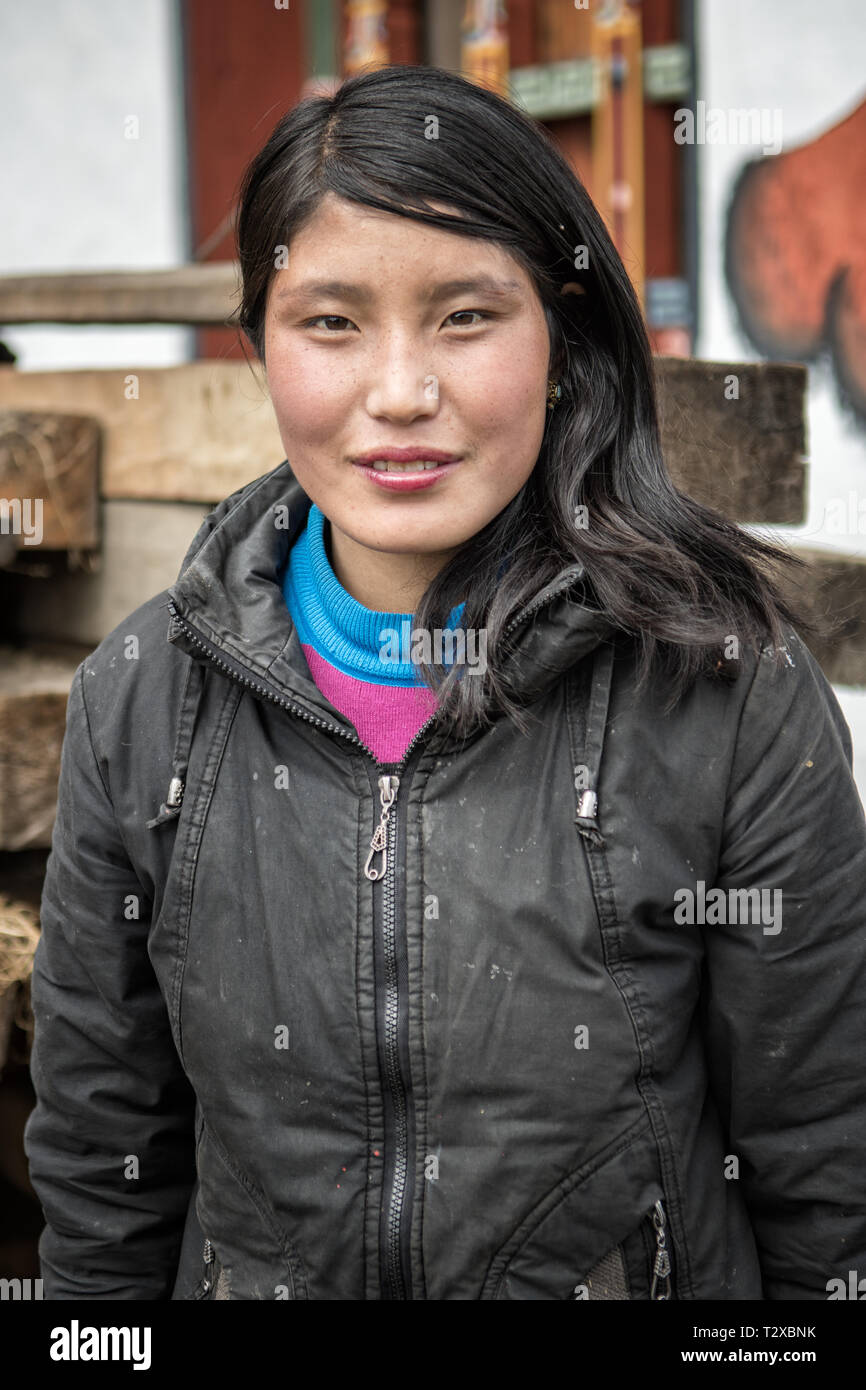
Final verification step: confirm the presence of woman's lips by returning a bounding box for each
[352,460,461,492]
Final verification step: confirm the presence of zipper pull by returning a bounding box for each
[364,775,399,881]
[201,1237,215,1295]
[167,776,184,808]
[650,1199,672,1300]
[145,774,186,830]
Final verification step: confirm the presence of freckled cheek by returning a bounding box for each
[456,337,547,414]
[457,362,547,447]
[267,356,356,446]
[454,354,547,491]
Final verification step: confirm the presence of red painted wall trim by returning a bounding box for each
[182,0,307,360]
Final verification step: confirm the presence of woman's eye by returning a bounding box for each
[301,311,489,332]
[445,310,488,328]
[304,315,354,332]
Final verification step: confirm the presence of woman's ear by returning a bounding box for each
[560,281,586,299]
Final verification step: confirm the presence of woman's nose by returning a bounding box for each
[364,353,440,419]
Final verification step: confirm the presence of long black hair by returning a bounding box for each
[231,63,817,734]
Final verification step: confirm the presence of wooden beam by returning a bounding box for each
[591,5,646,308]
[0,411,100,552]
[780,547,866,687]
[655,358,807,524]
[0,360,808,520]
[0,264,240,326]
[0,363,280,504]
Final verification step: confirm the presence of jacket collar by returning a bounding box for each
[165,460,616,727]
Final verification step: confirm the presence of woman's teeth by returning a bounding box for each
[370,460,446,472]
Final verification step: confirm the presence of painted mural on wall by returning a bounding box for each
[724,97,866,426]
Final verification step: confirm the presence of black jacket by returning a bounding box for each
[23,460,866,1299]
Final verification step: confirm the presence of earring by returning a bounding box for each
[547,379,562,410]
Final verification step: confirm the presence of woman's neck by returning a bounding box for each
[325,516,458,613]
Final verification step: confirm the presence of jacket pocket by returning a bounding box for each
[580,1197,675,1300]
[482,1113,671,1300]
[194,1120,307,1300]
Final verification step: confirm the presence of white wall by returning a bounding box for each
[0,0,192,368]
[695,0,866,798]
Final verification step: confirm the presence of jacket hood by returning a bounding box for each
[166,459,618,714]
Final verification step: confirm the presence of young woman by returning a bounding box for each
[24,64,866,1301]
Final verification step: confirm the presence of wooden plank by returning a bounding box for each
[0,363,281,503]
[655,358,807,524]
[0,644,91,850]
[1,499,211,649]
[591,7,646,306]
[0,411,100,553]
[0,360,807,519]
[780,547,866,687]
[425,0,463,70]
[0,264,240,326]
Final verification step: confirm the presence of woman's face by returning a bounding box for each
[262,191,553,573]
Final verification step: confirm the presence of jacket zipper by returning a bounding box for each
[364,774,397,880]
[366,772,412,1299]
[194,1237,215,1299]
[650,1198,673,1299]
[166,571,585,1301]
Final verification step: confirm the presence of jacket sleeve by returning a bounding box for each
[699,627,866,1299]
[23,663,197,1298]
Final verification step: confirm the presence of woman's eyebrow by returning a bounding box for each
[275,276,524,306]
